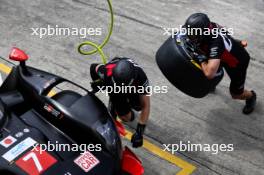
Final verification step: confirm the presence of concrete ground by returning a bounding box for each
[0,0,264,174]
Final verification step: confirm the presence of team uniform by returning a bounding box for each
[90,57,150,116]
[185,13,256,114]
[199,22,251,95]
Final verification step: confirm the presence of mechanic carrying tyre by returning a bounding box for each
[90,57,150,148]
[183,13,257,114]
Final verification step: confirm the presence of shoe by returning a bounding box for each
[243,91,257,114]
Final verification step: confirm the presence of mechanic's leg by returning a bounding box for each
[118,94,142,122]
[129,94,142,112]
[119,110,135,122]
[231,89,253,100]
[118,94,144,122]
[225,61,257,114]
[230,83,257,114]
[110,95,135,122]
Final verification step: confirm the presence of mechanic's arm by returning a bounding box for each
[131,95,150,148]
[138,95,150,124]
[200,59,221,80]
[90,64,105,92]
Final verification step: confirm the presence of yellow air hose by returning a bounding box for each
[78,0,114,64]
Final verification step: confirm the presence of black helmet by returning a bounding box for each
[112,59,135,86]
[184,13,211,43]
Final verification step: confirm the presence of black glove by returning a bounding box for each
[193,53,208,64]
[131,123,146,148]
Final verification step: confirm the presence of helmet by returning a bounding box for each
[184,13,211,43]
[112,59,135,86]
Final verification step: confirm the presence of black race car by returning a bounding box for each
[0,48,144,175]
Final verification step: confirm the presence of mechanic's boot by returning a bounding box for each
[243,91,257,114]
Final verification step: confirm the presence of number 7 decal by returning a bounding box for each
[23,152,43,173]
[15,146,57,175]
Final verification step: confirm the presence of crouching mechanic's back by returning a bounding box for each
[90,57,151,148]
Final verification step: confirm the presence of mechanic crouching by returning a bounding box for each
[184,13,257,114]
[90,57,150,148]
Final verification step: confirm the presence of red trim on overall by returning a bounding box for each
[221,50,239,68]
[105,63,117,77]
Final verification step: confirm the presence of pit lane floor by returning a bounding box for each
[0,0,264,174]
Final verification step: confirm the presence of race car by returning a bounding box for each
[0,48,144,175]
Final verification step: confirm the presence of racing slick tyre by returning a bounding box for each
[156,35,224,98]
